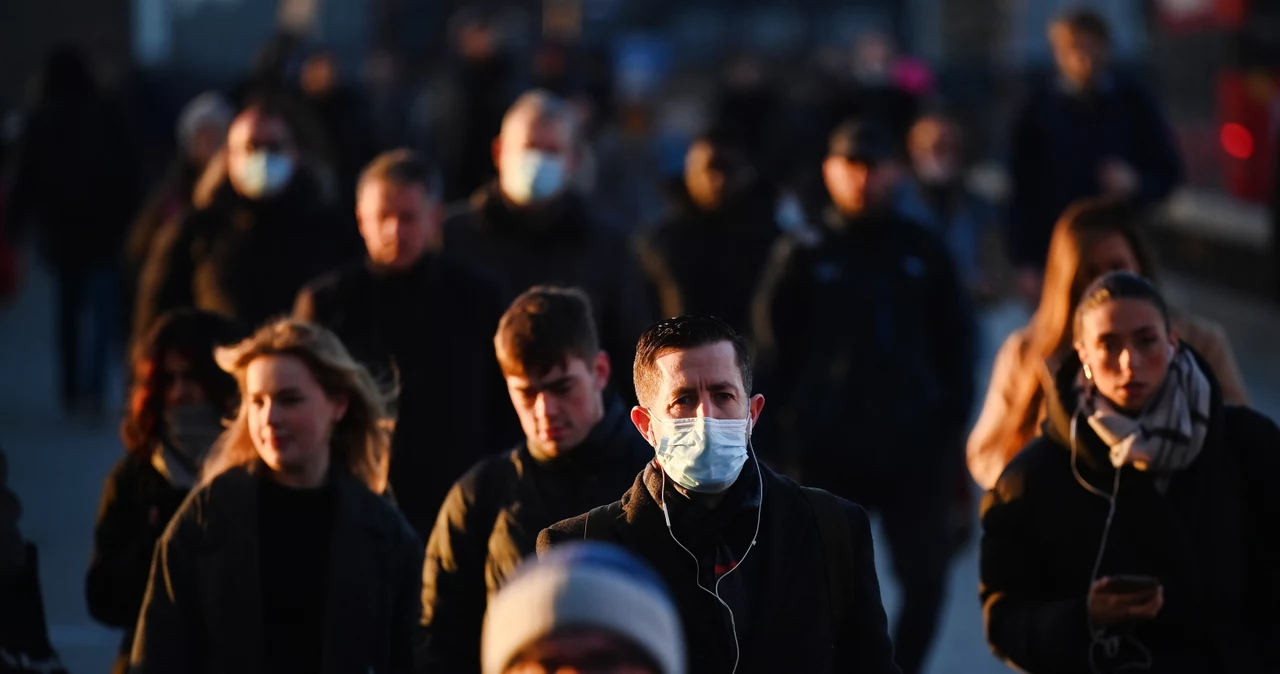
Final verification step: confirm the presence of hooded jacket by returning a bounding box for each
[980,349,1280,674]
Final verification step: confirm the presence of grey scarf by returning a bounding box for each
[1078,347,1211,474]
[153,403,226,488]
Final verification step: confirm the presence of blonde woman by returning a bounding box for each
[130,319,423,674]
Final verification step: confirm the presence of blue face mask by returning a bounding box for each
[651,415,751,493]
[236,150,295,199]
[501,150,568,205]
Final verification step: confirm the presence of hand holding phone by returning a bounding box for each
[1101,574,1161,594]
[1088,576,1164,628]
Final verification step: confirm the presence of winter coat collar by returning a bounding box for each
[469,180,592,241]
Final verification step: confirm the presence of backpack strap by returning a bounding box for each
[583,501,623,543]
[801,486,856,630]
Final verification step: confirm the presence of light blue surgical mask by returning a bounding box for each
[651,415,751,493]
[501,149,567,205]
[236,150,295,199]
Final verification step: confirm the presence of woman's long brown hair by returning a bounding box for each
[995,197,1158,464]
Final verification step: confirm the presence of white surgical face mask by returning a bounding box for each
[651,415,751,493]
[236,150,295,199]
[501,149,567,205]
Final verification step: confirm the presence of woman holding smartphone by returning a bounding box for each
[980,272,1279,674]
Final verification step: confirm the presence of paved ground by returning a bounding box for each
[3,253,1277,673]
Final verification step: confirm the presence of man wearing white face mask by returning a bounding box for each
[538,315,900,674]
[443,89,654,403]
[134,98,359,341]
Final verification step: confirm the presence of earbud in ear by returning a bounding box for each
[1083,363,1093,380]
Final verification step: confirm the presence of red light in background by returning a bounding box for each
[1220,122,1254,159]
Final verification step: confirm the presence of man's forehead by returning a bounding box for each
[654,342,741,385]
[509,355,589,386]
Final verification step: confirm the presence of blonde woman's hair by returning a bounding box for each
[202,318,392,493]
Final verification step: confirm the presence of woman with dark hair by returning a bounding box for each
[980,272,1279,673]
[967,196,1248,490]
[86,309,243,674]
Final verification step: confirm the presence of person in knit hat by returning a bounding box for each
[482,542,684,674]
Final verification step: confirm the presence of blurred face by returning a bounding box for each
[187,122,227,168]
[245,355,347,487]
[684,140,750,211]
[1050,24,1108,89]
[1082,233,1141,284]
[226,110,298,198]
[908,118,960,184]
[495,112,576,206]
[505,628,659,674]
[632,342,764,442]
[163,350,207,408]
[507,353,610,457]
[300,53,337,96]
[357,179,442,270]
[1075,299,1177,413]
[823,157,898,216]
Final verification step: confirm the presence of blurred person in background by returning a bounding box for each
[756,119,975,674]
[1008,7,1182,306]
[540,315,901,674]
[86,309,243,674]
[3,44,141,419]
[481,542,684,674]
[443,90,653,401]
[131,320,423,673]
[635,127,779,339]
[295,149,515,539]
[894,112,999,303]
[967,197,1248,492]
[980,272,1280,673]
[124,93,234,328]
[712,52,784,189]
[296,46,378,207]
[133,97,357,342]
[825,31,922,151]
[420,286,651,673]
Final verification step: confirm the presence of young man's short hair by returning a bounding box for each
[1053,7,1111,44]
[357,148,442,200]
[495,286,600,379]
[633,316,752,408]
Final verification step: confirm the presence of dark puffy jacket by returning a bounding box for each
[538,458,901,674]
[86,452,189,672]
[420,397,652,673]
[442,183,654,399]
[755,210,976,480]
[980,350,1280,674]
[295,254,518,539]
[130,465,423,674]
[133,172,358,340]
[0,446,22,577]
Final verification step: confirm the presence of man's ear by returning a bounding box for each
[748,393,766,431]
[631,406,656,447]
[491,136,503,170]
[592,351,611,391]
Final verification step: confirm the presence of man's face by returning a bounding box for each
[822,156,898,216]
[494,112,576,205]
[684,140,750,211]
[506,353,610,457]
[908,118,960,184]
[300,52,337,97]
[357,179,441,270]
[632,341,764,445]
[1050,24,1107,89]
[225,111,298,197]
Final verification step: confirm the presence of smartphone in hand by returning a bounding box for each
[1102,574,1161,594]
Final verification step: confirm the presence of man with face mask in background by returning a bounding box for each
[134,98,358,341]
[443,90,654,401]
[755,119,975,674]
[635,127,780,340]
[538,315,900,674]
[419,286,652,674]
[294,149,516,540]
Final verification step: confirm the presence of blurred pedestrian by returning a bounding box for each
[295,148,515,539]
[980,272,1280,673]
[420,286,652,672]
[482,542,684,674]
[130,319,423,673]
[635,127,780,339]
[86,309,243,674]
[443,90,654,400]
[755,120,975,674]
[824,31,922,151]
[3,44,141,418]
[1008,7,1182,305]
[297,47,378,205]
[894,112,999,303]
[967,197,1249,491]
[133,98,358,341]
[539,316,901,674]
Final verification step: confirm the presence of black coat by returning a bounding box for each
[634,189,780,339]
[419,397,652,674]
[295,254,517,539]
[443,183,654,399]
[537,458,901,674]
[755,211,975,480]
[980,351,1280,674]
[133,172,358,339]
[129,465,424,674]
[86,452,189,671]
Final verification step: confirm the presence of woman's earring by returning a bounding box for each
[1083,363,1093,380]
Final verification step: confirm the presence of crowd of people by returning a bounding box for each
[0,5,1277,674]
